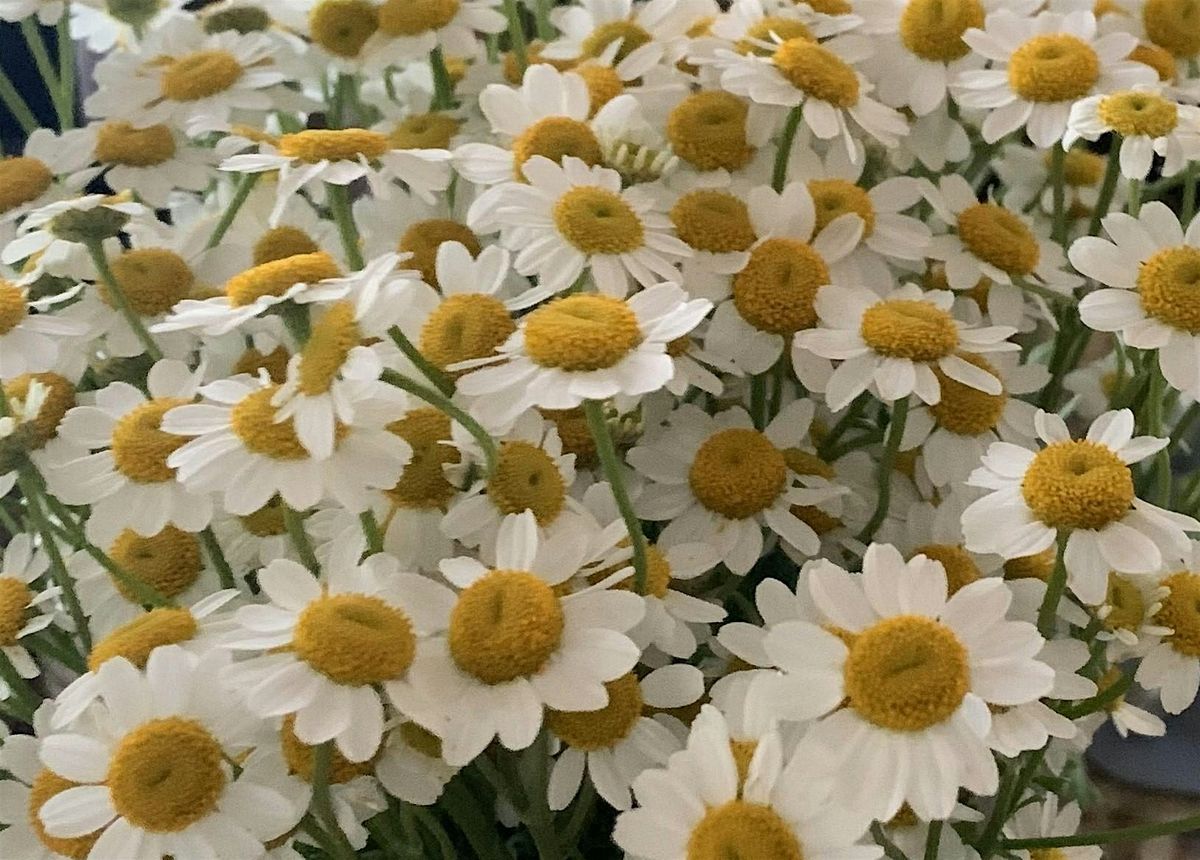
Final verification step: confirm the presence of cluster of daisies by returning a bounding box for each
[6,0,1200,857]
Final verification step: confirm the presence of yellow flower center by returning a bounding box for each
[386,408,460,509]
[0,281,28,335]
[542,407,598,469]
[587,541,672,598]
[225,251,340,307]
[807,0,853,11]
[418,293,515,371]
[929,353,1007,435]
[292,592,416,685]
[87,607,199,671]
[109,527,202,603]
[783,448,842,534]
[1103,572,1147,633]
[1138,245,1200,333]
[1055,148,1107,187]
[575,62,625,114]
[107,717,226,833]
[809,179,875,237]
[512,117,604,178]
[1021,440,1134,531]
[1144,0,1200,57]
[553,186,645,254]
[29,770,99,859]
[523,294,643,371]
[667,91,754,172]
[297,300,360,396]
[690,428,787,519]
[580,20,653,63]
[5,372,75,447]
[738,17,814,55]
[253,226,320,266]
[772,39,860,107]
[733,238,829,335]
[956,203,1040,276]
[546,672,643,750]
[280,715,375,783]
[389,112,462,150]
[234,345,290,384]
[1155,571,1200,656]
[913,544,980,595]
[1099,90,1179,137]
[859,299,959,361]
[487,440,566,525]
[687,801,804,860]
[671,190,757,254]
[231,386,342,460]
[1130,42,1177,80]
[103,248,195,317]
[448,570,564,684]
[277,129,391,163]
[110,397,190,483]
[899,0,984,62]
[94,122,176,166]
[309,0,378,58]
[378,0,460,36]
[0,576,31,646]
[1007,34,1100,103]
[1004,549,1055,582]
[159,50,244,101]
[240,498,289,536]
[398,218,481,287]
[0,156,53,214]
[844,614,970,731]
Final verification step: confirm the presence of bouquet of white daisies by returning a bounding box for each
[0,0,1199,856]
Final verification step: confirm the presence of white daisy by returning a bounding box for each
[0,534,56,695]
[358,0,506,67]
[543,0,698,69]
[0,128,93,225]
[1134,543,1200,713]
[1066,85,1200,179]
[0,705,85,860]
[1004,797,1102,860]
[71,120,215,208]
[375,718,460,806]
[0,281,87,381]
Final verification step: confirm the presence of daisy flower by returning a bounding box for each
[1004,797,1102,860]
[761,544,1053,821]
[223,533,456,761]
[543,0,698,68]
[209,496,308,571]
[1072,201,1200,398]
[456,282,712,427]
[72,120,215,208]
[1066,85,1200,179]
[0,280,88,380]
[47,360,213,542]
[387,511,645,766]
[1077,665,1166,739]
[795,282,1019,411]
[356,190,482,289]
[1094,570,1172,653]
[0,128,93,226]
[985,638,1091,757]
[954,8,1155,147]
[375,718,460,805]
[962,409,1199,604]
[36,647,304,859]
[612,704,880,860]
[70,0,190,53]
[359,0,506,66]
[0,534,56,695]
[1134,543,1200,713]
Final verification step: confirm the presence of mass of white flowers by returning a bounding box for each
[1,0,1200,857]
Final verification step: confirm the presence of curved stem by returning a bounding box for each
[85,241,163,361]
[20,18,68,129]
[381,368,498,476]
[388,325,455,396]
[1049,144,1066,247]
[311,742,357,860]
[772,106,803,193]
[1001,812,1200,849]
[1146,356,1171,506]
[326,182,364,270]
[1037,534,1069,638]
[584,400,649,594]
[1088,144,1121,236]
[56,11,75,129]
[856,396,909,544]
[0,66,38,133]
[924,821,943,860]
[205,173,260,250]
[359,509,383,555]
[283,504,320,575]
[199,526,237,590]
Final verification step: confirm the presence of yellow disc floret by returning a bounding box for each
[399,218,481,287]
[94,122,176,166]
[0,156,53,214]
[689,428,787,519]
[293,592,416,685]
[280,715,375,782]
[523,294,643,371]
[110,397,190,483]
[1144,0,1200,57]
[29,770,99,859]
[687,801,805,860]
[1103,573,1148,634]
[108,527,202,602]
[1007,35,1100,103]
[487,440,566,525]
[899,0,984,62]
[809,179,875,236]
[104,249,195,317]
[929,354,1007,435]
[253,226,320,266]
[298,300,360,395]
[309,0,378,57]
[87,607,199,671]
[389,112,463,150]
[738,16,813,55]
[1021,440,1134,530]
[1130,42,1177,80]
[667,91,755,172]
[240,498,288,536]
[448,570,564,684]
[912,544,980,595]
[513,117,604,175]
[0,281,28,335]
[419,293,515,371]
[277,129,391,163]
[733,238,829,335]
[1155,571,1200,655]
[1138,245,1200,333]
[1099,90,1178,137]
[546,673,643,750]
[580,20,652,63]
[553,186,645,254]
[234,345,290,383]
[231,386,341,459]
[378,0,460,36]
[956,203,1040,276]
[772,39,860,107]
[386,408,460,509]
[5,372,75,447]
[225,251,340,307]
[159,50,244,101]
[671,190,757,253]
[860,299,959,361]
[0,577,31,646]
[1004,549,1055,582]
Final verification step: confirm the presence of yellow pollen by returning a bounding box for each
[806,0,853,12]
[860,299,958,361]
[1007,34,1100,103]
[687,801,805,860]
[110,397,190,483]
[547,673,643,749]
[398,218,481,287]
[225,251,340,307]
[0,577,31,646]
[293,592,416,685]
[552,186,645,254]
[690,428,787,519]
[399,721,444,758]
[230,123,279,146]
[5,372,75,447]
[280,715,375,782]
[1103,573,1147,633]
[523,294,643,371]
[309,0,378,58]
[109,527,202,603]
[487,440,566,525]
[772,39,860,107]
[1137,245,1200,333]
[541,407,598,469]
[298,300,360,395]
[1030,849,1068,860]
[29,770,99,859]
[844,614,969,731]
[0,281,28,335]
[87,608,199,671]
[239,498,288,536]
[1054,148,1107,187]
[0,157,51,215]
[1144,0,1200,57]
[668,91,754,172]
[809,179,875,237]
[277,129,391,163]
[107,717,225,833]
[929,353,1006,435]
[378,0,460,36]
[1021,440,1133,531]
[575,62,625,114]
[671,190,757,253]
[513,118,604,180]
[738,17,814,55]
[733,238,829,335]
[580,20,652,63]
[1099,90,1178,137]
[913,544,980,595]
[1003,549,1055,582]
[588,541,672,598]
[956,203,1040,276]
[448,570,564,684]
[418,293,515,371]
[104,248,194,317]
[94,122,176,166]
[159,50,244,101]
[784,448,836,480]
[1130,42,1177,80]
[899,0,984,62]
[502,41,575,84]
[253,226,320,265]
[389,112,463,150]
[234,345,290,383]
[385,408,460,509]
[1155,571,1200,656]
[231,386,342,460]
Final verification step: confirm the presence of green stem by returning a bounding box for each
[381,368,498,476]
[584,399,649,594]
[410,807,456,860]
[28,627,86,673]
[856,397,909,544]
[871,822,912,860]
[924,821,942,860]
[0,651,38,721]
[311,743,357,860]
[501,0,528,72]
[429,46,457,110]
[1057,670,1131,719]
[85,241,163,361]
[1128,177,1143,217]
[56,10,75,129]
[1049,144,1067,247]
[205,173,260,250]
[1183,165,1197,226]
[1037,534,1069,638]
[817,394,870,461]
[1170,401,1200,452]
[1088,144,1122,236]
[20,18,68,130]
[534,0,554,39]
[772,105,803,192]
[1147,357,1171,506]
[388,326,455,396]
[331,72,356,129]
[750,374,767,430]
[283,505,320,574]
[359,510,383,555]
[0,66,38,133]
[1001,812,1200,849]
[326,183,364,270]
[199,527,237,590]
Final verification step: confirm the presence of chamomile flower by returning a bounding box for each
[1066,86,1200,179]
[359,0,506,66]
[543,0,698,68]
[1094,570,1172,652]
[0,280,88,380]
[985,638,1091,757]
[0,534,56,693]
[0,128,93,225]
[962,409,1199,604]
[375,718,460,805]
[72,120,215,208]
[1003,798,1101,860]
[1134,543,1200,713]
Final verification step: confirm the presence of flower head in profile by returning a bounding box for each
[1066,85,1200,179]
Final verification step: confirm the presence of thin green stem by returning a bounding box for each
[283,505,320,574]
[772,105,803,192]
[817,394,870,461]
[381,368,498,476]
[326,183,364,270]
[502,0,528,72]
[429,47,457,110]
[0,66,38,133]
[1183,164,1197,226]
[0,652,38,721]
[56,11,75,129]
[1000,812,1200,849]
[311,743,357,860]
[1170,402,1200,452]
[388,326,455,396]
[856,396,909,544]
[411,806,456,860]
[871,822,912,860]
[924,821,943,860]
[199,527,237,590]
[1049,144,1067,247]
[20,18,68,129]
[85,241,163,361]
[584,399,649,594]
[1128,177,1143,217]
[1037,534,1069,638]
[1057,670,1131,719]
[26,629,86,673]
[359,510,383,554]
[205,173,260,250]
[534,0,554,39]
[1088,144,1122,236]
[1147,356,1171,506]
[750,374,767,430]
